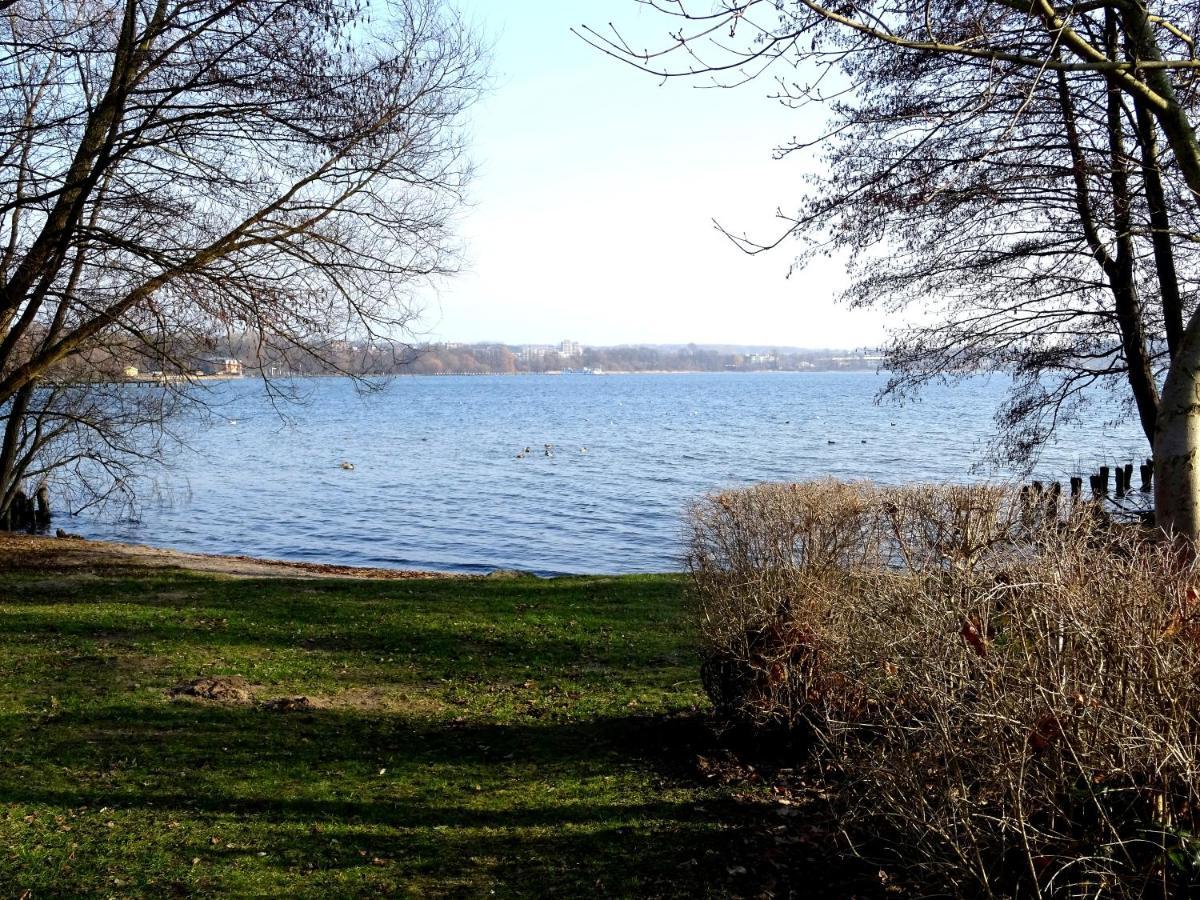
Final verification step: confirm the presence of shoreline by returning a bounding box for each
[0,533,458,580]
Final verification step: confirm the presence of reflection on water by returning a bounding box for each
[72,373,1146,575]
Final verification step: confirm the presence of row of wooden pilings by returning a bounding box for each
[1019,459,1152,524]
[1072,458,1153,500]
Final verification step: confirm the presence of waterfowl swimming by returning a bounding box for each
[340,461,355,470]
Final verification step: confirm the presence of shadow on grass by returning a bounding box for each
[0,703,801,896]
[0,568,882,896]
[0,572,690,669]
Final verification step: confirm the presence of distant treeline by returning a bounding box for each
[243,342,882,376]
[111,336,883,378]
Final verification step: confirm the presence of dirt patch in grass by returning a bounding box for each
[260,695,315,712]
[291,687,448,716]
[168,675,256,704]
[167,680,448,717]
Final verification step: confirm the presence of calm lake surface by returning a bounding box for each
[73,373,1146,575]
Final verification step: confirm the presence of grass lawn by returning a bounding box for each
[0,553,782,897]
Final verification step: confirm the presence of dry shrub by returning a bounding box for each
[691,481,882,737]
[688,480,1200,897]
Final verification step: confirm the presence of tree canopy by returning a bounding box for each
[589,1,1200,538]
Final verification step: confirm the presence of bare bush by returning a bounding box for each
[688,481,1200,897]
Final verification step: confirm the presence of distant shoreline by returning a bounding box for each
[120,368,885,381]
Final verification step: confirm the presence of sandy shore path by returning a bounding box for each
[0,533,457,580]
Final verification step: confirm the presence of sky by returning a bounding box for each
[422,0,888,350]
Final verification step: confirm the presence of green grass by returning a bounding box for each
[0,565,766,897]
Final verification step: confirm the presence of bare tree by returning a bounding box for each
[586,1,1200,540]
[0,0,482,524]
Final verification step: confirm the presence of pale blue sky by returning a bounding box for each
[426,0,886,349]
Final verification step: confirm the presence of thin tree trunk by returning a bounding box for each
[1101,15,1160,445]
[1055,52,1159,446]
[1133,97,1184,359]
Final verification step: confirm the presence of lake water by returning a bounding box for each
[72,373,1146,575]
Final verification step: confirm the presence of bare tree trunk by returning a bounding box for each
[1117,7,1200,540]
[1143,5,1200,539]
[1155,304,1200,540]
[0,381,32,522]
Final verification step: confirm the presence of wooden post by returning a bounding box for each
[1115,466,1127,497]
[1140,459,1153,492]
[1123,463,1134,491]
[1098,466,1110,495]
[1070,476,1083,500]
[1047,482,1061,521]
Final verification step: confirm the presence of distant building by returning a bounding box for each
[558,339,582,357]
[122,365,139,378]
[520,345,551,362]
[201,357,243,376]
